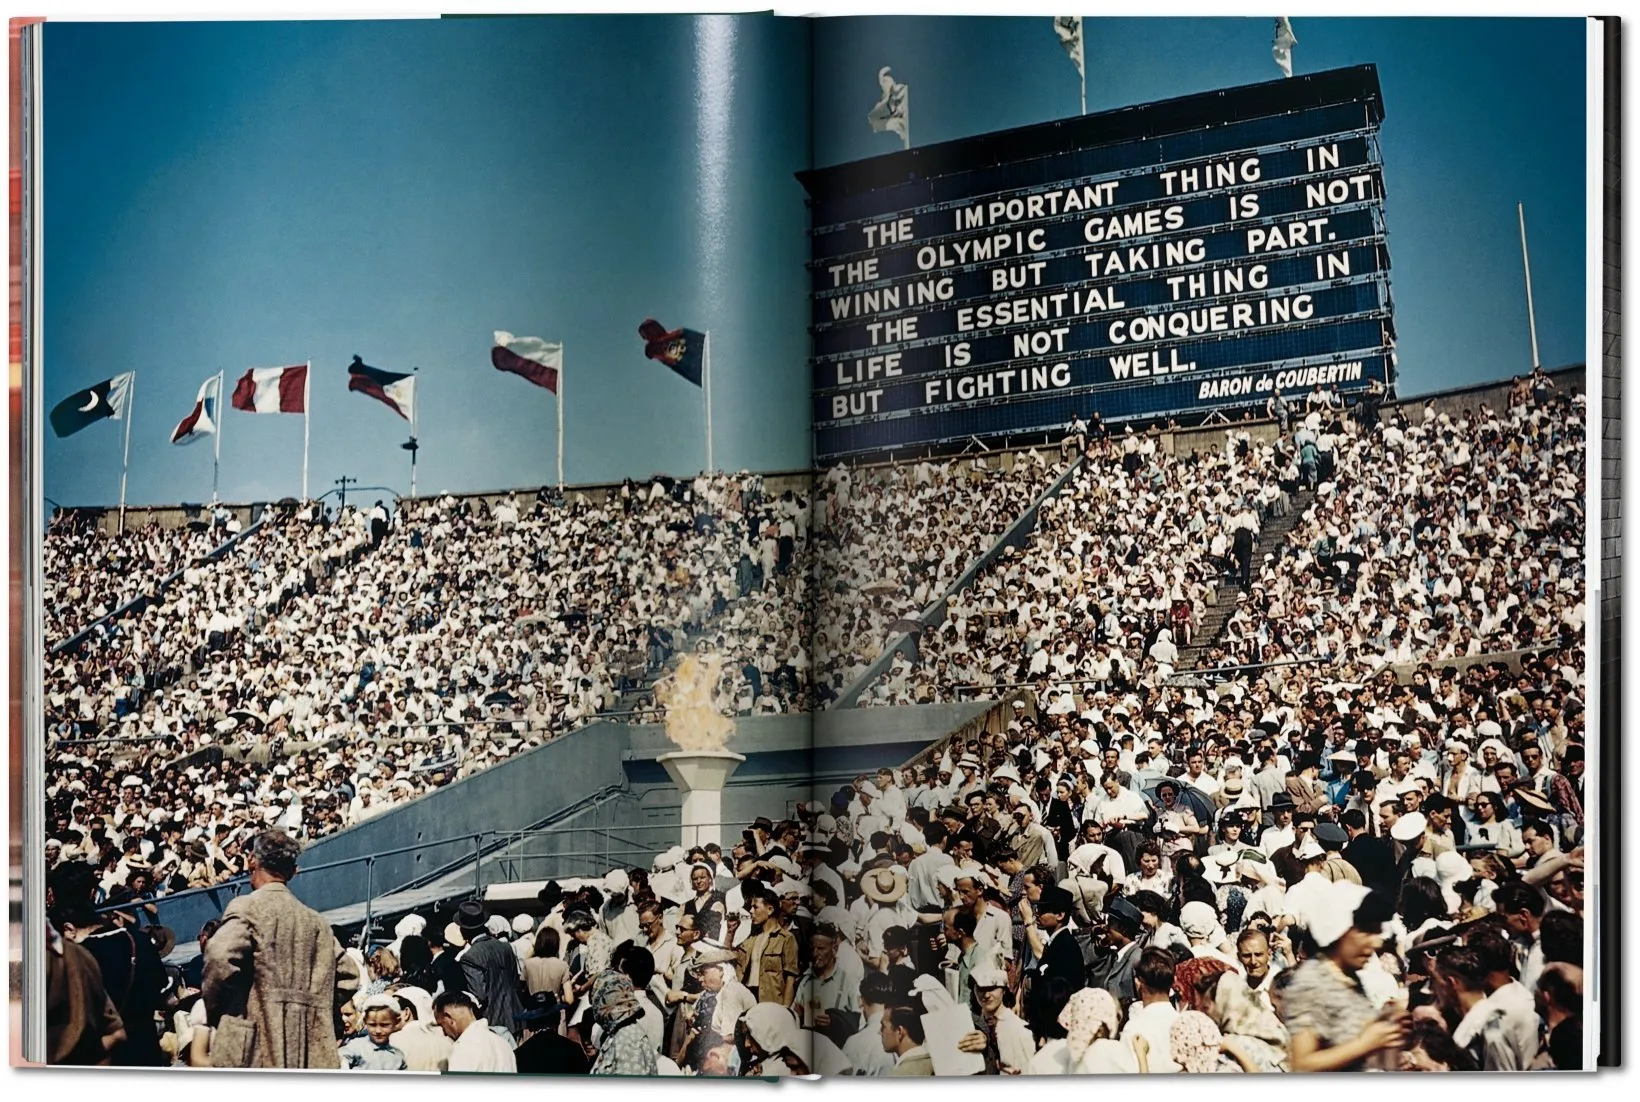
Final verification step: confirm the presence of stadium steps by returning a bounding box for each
[1177,486,1317,671]
[830,453,1089,710]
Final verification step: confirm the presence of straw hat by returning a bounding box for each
[860,866,908,905]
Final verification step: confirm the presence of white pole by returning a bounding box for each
[557,346,565,488]
[212,370,224,503]
[1517,202,1542,370]
[703,331,714,472]
[1081,65,1086,116]
[118,373,135,534]
[410,378,419,499]
[302,360,311,500]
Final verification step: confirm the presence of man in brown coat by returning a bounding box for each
[202,830,357,1068]
[45,921,125,1065]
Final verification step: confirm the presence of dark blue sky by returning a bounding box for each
[42,15,1588,507]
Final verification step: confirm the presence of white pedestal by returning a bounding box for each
[656,750,746,850]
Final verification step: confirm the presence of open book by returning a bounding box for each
[12,11,1619,1078]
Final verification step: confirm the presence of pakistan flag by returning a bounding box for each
[50,372,134,438]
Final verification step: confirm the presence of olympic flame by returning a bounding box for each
[656,653,735,752]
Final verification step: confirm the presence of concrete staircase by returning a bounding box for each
[1178,487,1316,670]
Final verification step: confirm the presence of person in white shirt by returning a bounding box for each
[905,822,954,911]
[388,989,454,1072]
[1440,938,1542,1071]
[842,972,899,1076]
[1182,748,1221,797]
[1120,947,1182,1072]
[435,990,517,1073]
[1083,772,1148,831]
[871,768,908,826]
[1491,881,1549,994]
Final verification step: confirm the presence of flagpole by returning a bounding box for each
[212,370,224,503]
[410,371,419,499]
[118,374,135,535]
[556,346,565,488]
[703,331,714,473]
[302,360,312,500]
[1518,202,1542,370]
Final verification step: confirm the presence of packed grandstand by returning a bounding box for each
[43,373,1590,1074]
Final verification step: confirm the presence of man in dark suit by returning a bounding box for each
[1022,886,1084,1041]
[1270,810,1318,888]
[453,901,524,1039]
[1340,808,1398,896]
[426,921,467,999]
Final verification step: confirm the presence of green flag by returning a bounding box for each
[50,372,134,438]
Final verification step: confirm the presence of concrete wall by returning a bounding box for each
[142,705,947,939]
[65,470,818,533]
[137,718,638,943]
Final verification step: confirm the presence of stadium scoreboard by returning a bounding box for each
[798,65,1395,463]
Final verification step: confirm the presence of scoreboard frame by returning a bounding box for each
[798,65,1396,464]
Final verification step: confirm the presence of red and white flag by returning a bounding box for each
[170,374,221,445]
[231,364,307,413]
[491,331,561,394]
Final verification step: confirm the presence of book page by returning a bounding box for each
[803,13,1601,1077]
[22,11,822,1076]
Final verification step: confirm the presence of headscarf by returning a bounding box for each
[589,969,643,1033]
[743,1003,801,1058]
[1179,901,1220,941]
[1058,988,1121,1064]
[1306,879,1372,949]
[1172,956,1233,1006]
[393,913,427,940]
[1169,1010,1228,1074]
[394,985,435,1024]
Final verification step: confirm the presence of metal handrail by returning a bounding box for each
[90,819,733,923]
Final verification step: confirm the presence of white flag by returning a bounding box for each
[1273,17,1297,78]
[1053,16,1084,79]
[170,374,220,445]
[868,66,910,149]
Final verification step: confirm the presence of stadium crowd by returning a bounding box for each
[44,472,812,890]
[45,510,238,645]
[47,647,1589,1074]
[854,425,1281,705]
[812,452,1062,702]
[1202,394,1586,679]
[41,378,1591,1075]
